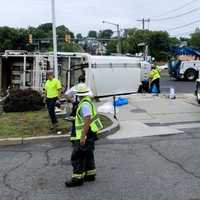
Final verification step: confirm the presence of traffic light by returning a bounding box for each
[28,34,32,44]
[64,34,71,43]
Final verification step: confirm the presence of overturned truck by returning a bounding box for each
[0,51,151,97]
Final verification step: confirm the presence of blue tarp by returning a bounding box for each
[113,97,128,107]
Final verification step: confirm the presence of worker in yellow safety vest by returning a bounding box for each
[65,83,103,187]
[44,71,62,132]
[149,64,161,93]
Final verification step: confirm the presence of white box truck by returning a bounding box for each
[66,53,151,97]
[0,51,151,97]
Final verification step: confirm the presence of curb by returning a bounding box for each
[0,114,120,146]
[98,114,120,139]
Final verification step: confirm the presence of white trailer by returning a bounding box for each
[0,51,151,97]
[66,53,151,97]
[0,50,52,93]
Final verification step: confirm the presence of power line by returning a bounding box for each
[152,6,200,21]
[136,18,150,30]
[153,0,199,18]
[168,19,200,31]
[171,30,194,37]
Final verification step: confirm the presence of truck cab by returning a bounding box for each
[169,60,200,81]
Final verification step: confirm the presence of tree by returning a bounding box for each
[107,39,118,54]
[37,23,52,32]
[169,37,180,46]
[189,32,200,48]
[98,29,113,39]
[0,23,82,52]
[76,33,83,39]
[32,24,75,51]
[88,30,97,38]
[0,26,18,51]
[149,31,170,61]
[107,28,170,61]
[122,28,151,54]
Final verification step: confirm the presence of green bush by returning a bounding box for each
[3,89,44,112]
[156,51,169,62]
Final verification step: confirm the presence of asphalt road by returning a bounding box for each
[1,131,200,200]
[0,70,199,200]
[160,70,196,94]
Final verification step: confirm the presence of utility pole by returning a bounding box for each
[116,24,121,54]
[102,20,121,54]
[51,0,58,79]
[137,18,150,30]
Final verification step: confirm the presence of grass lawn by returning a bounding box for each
[0,109,112,139]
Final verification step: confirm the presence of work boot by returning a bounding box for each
[49,123,59,134]
[84,175,96,182]
[65,179,84,187]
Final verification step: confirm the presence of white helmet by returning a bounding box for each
[75,83,91,96]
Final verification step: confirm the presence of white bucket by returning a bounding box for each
[169,87,176,99]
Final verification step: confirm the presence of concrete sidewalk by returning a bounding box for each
[97,93,200,140]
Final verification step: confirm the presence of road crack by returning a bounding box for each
[148,144,200,181]
[44,144,69,167]
[2,151,32,200]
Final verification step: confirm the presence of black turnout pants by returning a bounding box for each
[71,137,96,180]
[46,97,58,124]
[151,78,160,93]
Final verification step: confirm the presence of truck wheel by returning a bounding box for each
[184,69,197,81]
[197,83,200,104]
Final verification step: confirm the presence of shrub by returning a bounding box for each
[3,89,44,112]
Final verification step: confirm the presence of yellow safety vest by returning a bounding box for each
[45,79,62,98]
[73,96,103,140]
[150,68,160,81]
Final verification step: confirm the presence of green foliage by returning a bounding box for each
[156,51,169,62]
[106,28,171,61]
[88,30,97,38]
[121,28,151,54]
[37,23,52,32]
[169,37,180,46]
[0,23,81,52]
[0,27,21,51]
[3,89,44,112]
[149,31,169,60]
[189,32,200,48]
[98,29,113,39]
[58,42,83,52]
[106,40,118,54]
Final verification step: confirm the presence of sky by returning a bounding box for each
[0,0,199,37]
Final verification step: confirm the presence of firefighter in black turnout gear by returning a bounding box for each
[65,83,103,187]
[65,75,86,142]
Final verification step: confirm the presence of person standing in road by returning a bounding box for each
[149,64,161,93]
[65,75,93,143]
[65,83,103,187]
[45,71,62,131]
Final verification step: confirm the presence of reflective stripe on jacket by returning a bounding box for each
[75,96,103,140]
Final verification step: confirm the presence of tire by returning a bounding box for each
[197,83,200,104]
[184,69,197,81]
